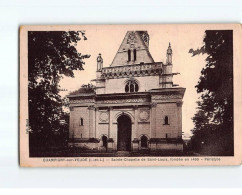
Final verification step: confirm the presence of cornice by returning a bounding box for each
[101,62,163,79]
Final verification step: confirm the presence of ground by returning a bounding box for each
[30,146,196,157]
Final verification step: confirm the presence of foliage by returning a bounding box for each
[189,30,233,155]
[69,83,95,95]
[28,31,90,150]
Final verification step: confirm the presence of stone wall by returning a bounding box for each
[105,76,159,94]
[155,103,181,138]
[137,122,150,138]
[96,123,109,139]
[150,143,183,151]
[69,92,184,151]
[69,106,90,139]
[111,49,154,66]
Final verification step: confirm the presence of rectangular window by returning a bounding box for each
[128,49,131,61]
[164,116,169,125]
[134,49,136,61]
[80,118,84,126]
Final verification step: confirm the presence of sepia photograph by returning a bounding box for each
[19,24,242,166]
[2,0,242,192]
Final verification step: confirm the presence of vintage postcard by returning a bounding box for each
[19,24,242,167]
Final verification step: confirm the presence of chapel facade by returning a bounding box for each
[68,31,185,152]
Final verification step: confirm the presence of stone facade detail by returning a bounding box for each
[138,109,150,122]
[152,94,182,100]
[127,32,137,44]
[101,63,163,79]
[68,31,185,152]
[99,111,109,123]
[97,97,148,104]
[69,98,95,104]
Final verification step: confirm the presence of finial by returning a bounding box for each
[166,42,172,64]
[167,42,172,54]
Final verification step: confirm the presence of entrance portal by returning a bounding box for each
[102,135,107,148]
[141,135,148,148]
[117,114,132,151]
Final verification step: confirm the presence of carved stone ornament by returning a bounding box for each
[70,98,95,104]
[97,53,103,71]
[101,63,163,79]
[152,94,181,100]
[139,109,150,122]
[141,32,149,45]
[127,32,136,44]
[99,112,109,122]
[98,98,148,104]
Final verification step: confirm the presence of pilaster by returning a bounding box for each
[176,101,183,138]
[150,102,157,138]
[88,105,95,138]
[133,105,138,139]
[95,107,99,138]
[108,107,113,138]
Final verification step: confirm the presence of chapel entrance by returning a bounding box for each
[117,115,132,151]
[102,135,108,148]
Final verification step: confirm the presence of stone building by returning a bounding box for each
[68,31,185,152]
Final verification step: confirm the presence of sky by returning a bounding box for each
[59,25,208,138]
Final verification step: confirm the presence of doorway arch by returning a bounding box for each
[117,114,132,151]
[102,135,108,149]
[140,135,148,148]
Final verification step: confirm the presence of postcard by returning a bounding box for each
[19,24,242,166]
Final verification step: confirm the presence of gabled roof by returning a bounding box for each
[110,31,154,67]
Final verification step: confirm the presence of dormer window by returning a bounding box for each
[125,80,139,93]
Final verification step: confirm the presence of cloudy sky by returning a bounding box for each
[59,25,208,138]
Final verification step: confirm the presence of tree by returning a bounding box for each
[189,30,233,155]
[28,31,90,152]
[69,83,95,95]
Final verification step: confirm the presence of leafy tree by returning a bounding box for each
[189,30,233,155]
[28,31,90,152]
[69,83,95,95]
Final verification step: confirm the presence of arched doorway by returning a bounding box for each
[117,114,132,151]
[102,135,108,149]
[140,135,148,148]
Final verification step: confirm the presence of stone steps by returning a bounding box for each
[115,151,131,157]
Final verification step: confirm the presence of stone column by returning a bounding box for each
[108,107,113,138]
[69,107,73,139]
[95,107,99,138]
[130,48,134,62]
[108,107,114,150]
[133,105,139,151]
[134,105,138,139]
[94,106,96,138]
[176,101,183,138]
[149,106,152,138]
[88,106,95,138]
[150,102,157,150]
